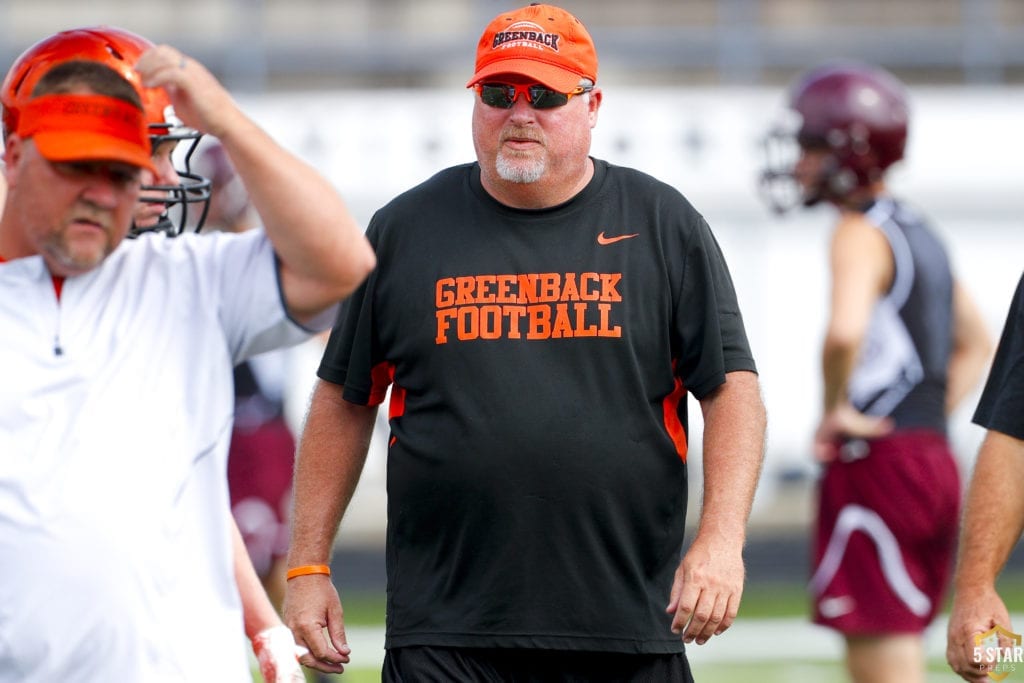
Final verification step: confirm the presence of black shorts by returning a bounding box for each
[382,646,694,683]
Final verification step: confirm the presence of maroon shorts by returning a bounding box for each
[811,429,960,635]
[227,417,296,578]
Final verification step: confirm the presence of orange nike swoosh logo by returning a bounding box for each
[597,231,639,245]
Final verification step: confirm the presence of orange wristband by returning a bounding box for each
[285,564,332,580]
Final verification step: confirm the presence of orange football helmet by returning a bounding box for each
[2,26,211,234]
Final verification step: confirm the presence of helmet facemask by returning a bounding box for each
[760,110,844,213]
[133,118,211,237]
[759,61,908,214]
[1,26,214,237]
[759,116,803,214]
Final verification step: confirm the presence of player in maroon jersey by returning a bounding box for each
[762,62,992,683]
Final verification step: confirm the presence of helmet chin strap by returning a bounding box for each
[828,168,858,197]
[805,155,857,208]
[128,213,175,238]
[128,202,211,238]
[128,170,212,238]
[817,171,882,211]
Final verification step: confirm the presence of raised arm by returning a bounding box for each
[135,45,376,324]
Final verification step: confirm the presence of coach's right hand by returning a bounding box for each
[283,574,351,674]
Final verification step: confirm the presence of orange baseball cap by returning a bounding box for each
[14,93,155,173]
[467,3,598,93]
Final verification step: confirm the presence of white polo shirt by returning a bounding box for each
[0,229,327,682]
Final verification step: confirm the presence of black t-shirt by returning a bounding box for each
[320,158,756,653]
[974,271,1024,440]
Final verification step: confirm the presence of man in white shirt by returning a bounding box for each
[0,42,374,682]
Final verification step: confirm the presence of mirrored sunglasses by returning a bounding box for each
[475,82,592,110]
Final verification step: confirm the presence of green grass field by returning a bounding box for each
[314,572,1024,625]
[283,572,1024,682]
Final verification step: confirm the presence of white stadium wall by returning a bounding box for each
[231,85,1024,541]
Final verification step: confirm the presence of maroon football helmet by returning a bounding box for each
[760,62,909,213]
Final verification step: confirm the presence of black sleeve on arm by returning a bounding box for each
[973,271,1024,440]
[674,215,757,400]
[317,221,384,406]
